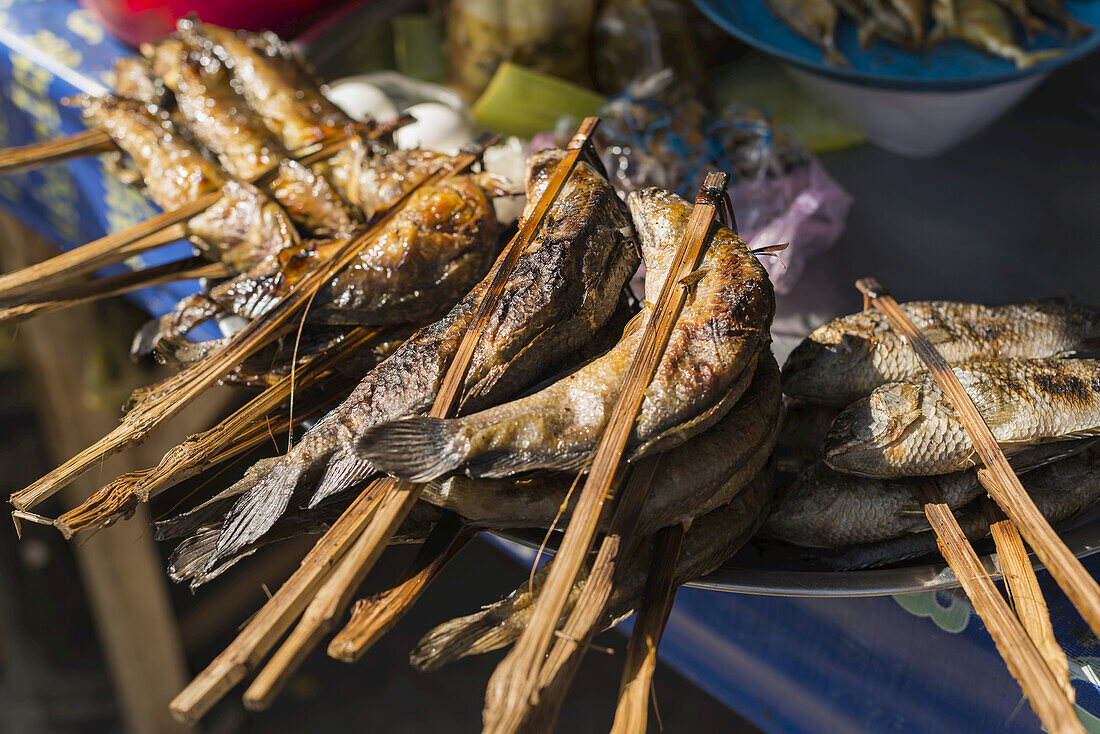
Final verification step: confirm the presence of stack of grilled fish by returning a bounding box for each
[768,300,1100,568]
[157,160,781,673]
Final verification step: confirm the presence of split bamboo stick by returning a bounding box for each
[482,173,730,734]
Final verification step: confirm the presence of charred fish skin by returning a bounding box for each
[410,466,774,673]
[827,444,1100,569]
[184,179,299,271]
[77,95,224,211]
[823,358,1100,478]
[426,356,782,535]
[356,186,775,482]
[782,299,1100,407]
[201,151,639,575]
[322,148,452,222]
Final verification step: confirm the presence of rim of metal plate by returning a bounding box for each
[490,513,1100,598]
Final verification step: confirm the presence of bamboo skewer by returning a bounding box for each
[54,327,378,537]
[0,257,231,326]
[857,278,1100,641]
[0,128,115,174]
[328,513,475,663]
[912,481,1084,734]
[238,118,603,711]
[169,479,389,725]
[10,136,495,514]
[610,523,685,734]
[0,132,355,303]
[482,173,730,734]
[170,132,502,723]
[983,498,1074,700]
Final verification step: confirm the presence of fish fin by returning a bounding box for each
[678,268,710,289]
[352,418,466,482]
[468,451,587,479]
[166,527,221,583]
[1017,48,1064,70]
[155,457,282,540]
[307,453,372,507]
[409,606,516,672]
[203,459,303,575]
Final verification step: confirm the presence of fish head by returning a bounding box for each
[626,188,698,303]
[822,382,923,474]
[782,324,876,405]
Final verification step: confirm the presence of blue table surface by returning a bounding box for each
[3,2,1100,733]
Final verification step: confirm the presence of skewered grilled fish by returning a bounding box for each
[783,299,1100,407]
[826,444,1100,569]
[426,356,781,535]
[409,466,774,672]
[182,20,360,151]
[823,358,1100,478]
[356,186,775,481]
[197,150,640,577]
[766,440,1094,548]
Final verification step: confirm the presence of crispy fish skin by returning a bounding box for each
[356,187,775,481]
[766,0,850,66]
[112,56,169,107]
[426,356,782,535]
[200,151,639,575]
[184,179,299,271]
[827,444,1100,569]
[183,21,357,151]
[323,148,451,222]
[824,358,1100,478]
[765,440,1090,548]
[782,299,1100,407]
[409,467,774,673]
[78,95,224,210]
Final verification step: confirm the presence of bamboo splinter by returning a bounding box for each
[482,173,730,734]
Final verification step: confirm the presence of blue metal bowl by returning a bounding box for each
[693,0,1100,90]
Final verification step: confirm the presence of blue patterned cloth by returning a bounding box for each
[3,2,1099,732]
[0,0,215,335]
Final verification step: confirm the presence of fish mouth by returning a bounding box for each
[821,388,923,476]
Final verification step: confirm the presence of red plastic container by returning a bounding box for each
[78,0,348,48]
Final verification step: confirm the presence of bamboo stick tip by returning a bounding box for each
[326,638,358,663]
[855,277,886,298]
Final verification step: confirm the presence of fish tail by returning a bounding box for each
[202,459,302,577]
[167,527,220,583]
[307,452,372,508]
[1017,47,1064,69]
[408,607,520,672]
[824,41,851,68]
[352,418,467,482]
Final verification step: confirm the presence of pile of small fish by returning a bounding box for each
[769,299,1100,568]
[765,0,1092,68]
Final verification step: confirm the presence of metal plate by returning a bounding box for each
[491,503,1100,598]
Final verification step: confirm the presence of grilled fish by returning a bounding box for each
[199,150,639,576]
[1026,0,1091,40]
[992,0,1048,37]
[323,148,451,222]
[766,0,851,66]
[409,466,773,672]
[78,95,223,211]
[766,440,1093,548]
[953,0,1064,68]
[782,299,1100,407]
[355,187,775,481]
[823,359,1100,478]
[827,444,1100,569]
[182,21,360,151]
[887,0,928,45]
[112,55,170,107]
[425,356,781,535]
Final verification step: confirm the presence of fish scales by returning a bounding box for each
[783,299,1100,406]
[824,358,1100,478]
